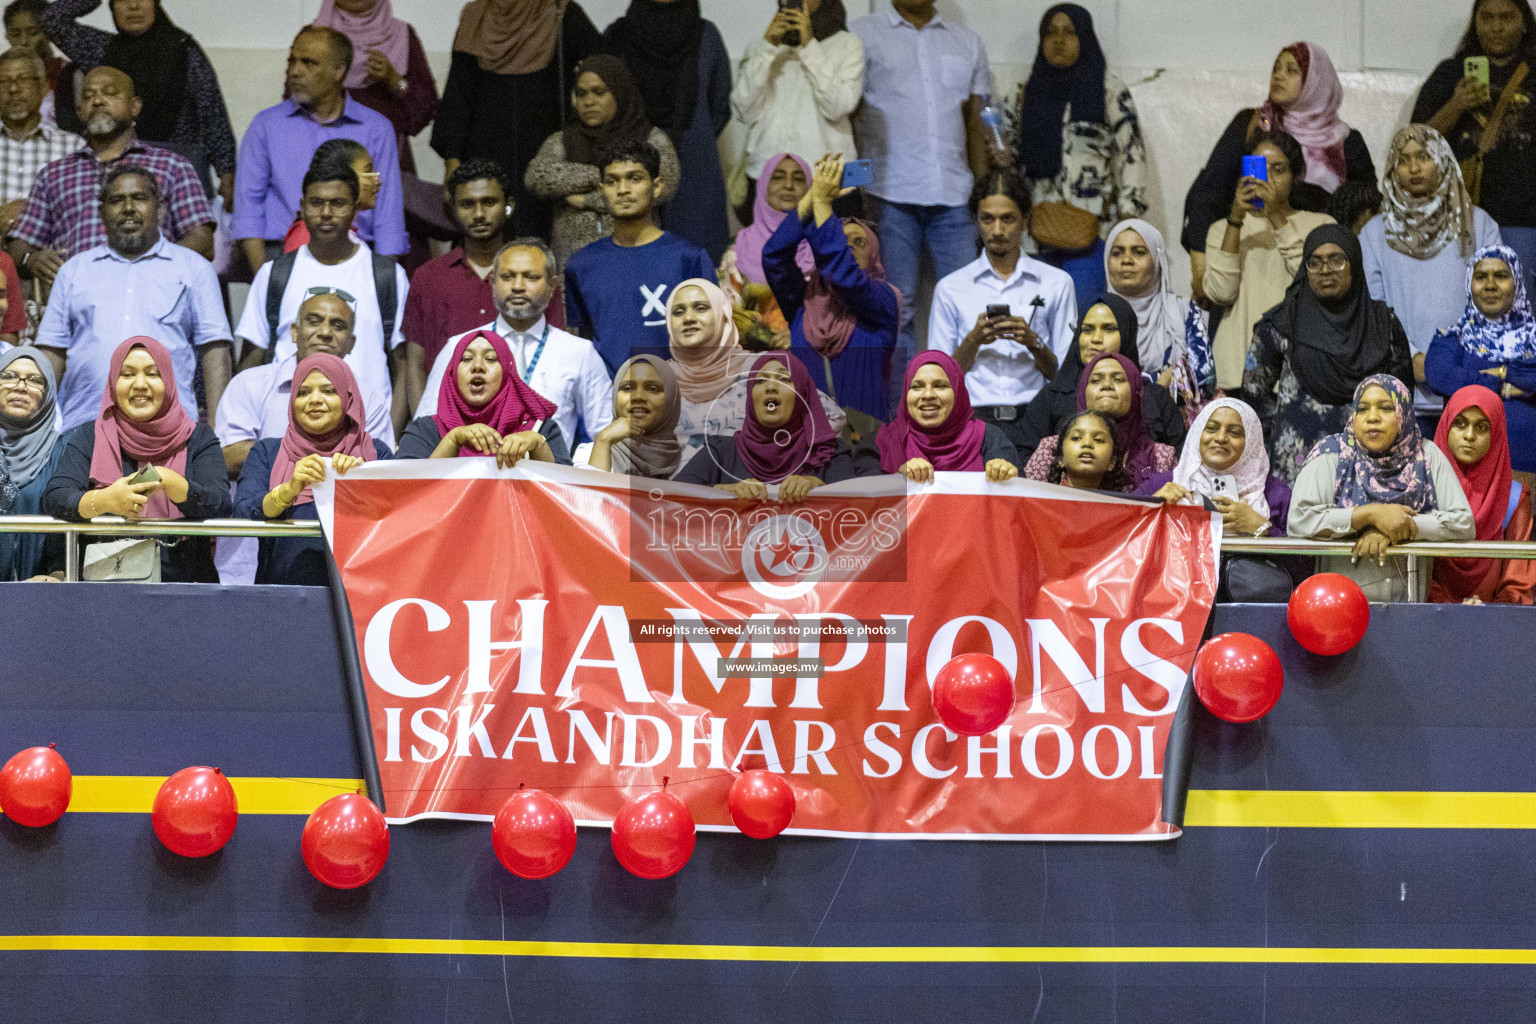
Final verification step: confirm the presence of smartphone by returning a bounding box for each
[840,158,873,189]
[779,0,803,46]
[128,465,161,485]
[1466,56,1491,89]
[986,304,1011,320]
[1209,475,1238,500]
[1240,154,1268,211]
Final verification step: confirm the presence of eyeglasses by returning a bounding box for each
[1305,254,1349,272]
[305,286,357,308]
[0,369,46,392]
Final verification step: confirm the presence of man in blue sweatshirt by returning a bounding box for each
[564,141,717,373]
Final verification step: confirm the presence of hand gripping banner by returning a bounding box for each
[315,463,1220,840]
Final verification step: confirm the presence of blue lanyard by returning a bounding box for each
[520,324,550,380]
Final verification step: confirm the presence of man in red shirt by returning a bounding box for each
[401,158,509,412]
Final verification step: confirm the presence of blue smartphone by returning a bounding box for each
[840,159,873,189]
[1240,154,1268,211]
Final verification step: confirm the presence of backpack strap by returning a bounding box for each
[372,252,398,349]
[262,251,299,367]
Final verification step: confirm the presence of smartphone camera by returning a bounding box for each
[780,0,803,47]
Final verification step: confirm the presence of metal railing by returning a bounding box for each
[1,516,1533,584]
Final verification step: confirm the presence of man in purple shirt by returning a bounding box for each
[233,26,406,272]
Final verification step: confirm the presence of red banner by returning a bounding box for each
[316,464,1220,840]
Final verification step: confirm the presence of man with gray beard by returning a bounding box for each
[7,64,212,287]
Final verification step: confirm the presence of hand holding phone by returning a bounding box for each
[840,158,873,189]
[777,0,804,47]
[1208,474,1238,500]
[1239,155,1268,211]
[128,465,162,486]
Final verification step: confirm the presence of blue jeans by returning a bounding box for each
[865,196,978,408]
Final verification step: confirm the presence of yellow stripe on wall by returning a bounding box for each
[1,934,1535,965]
[66,776,362,815]
[1184,789,1536,829]
[52,779,1536,829]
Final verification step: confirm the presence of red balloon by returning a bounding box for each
[492,789,576,879]
[728,770,795,839]
[0,745,72,827]
[152,766,238,858]
[611,789,695,879]
[1192,632,1285,723]
[302,793,390,889]
[1287,572,1370,655]
[932,653,1015,736]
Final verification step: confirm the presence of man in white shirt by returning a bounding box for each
[215,291,394,585]
[929,172,1077,449]
[418,237,612,450]
[234,162,409,433]
[851,0,1002,389]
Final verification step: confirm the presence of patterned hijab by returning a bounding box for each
[432,329,558,457]
[1258,42,1350,191]
[1448,245,1536,362]
[608,355,682,479]
[1433,385,1512,599]
[1103,219,1188,378]
[733,153,814,285]
[0,345,60,488]
[1380,125,1476,261]
[667,279,751,403]
[1172,398,1271,519]
[734,352,838,483]
[89,337,196,520]
[270,354,378,507]
[875,352,986,473]
[1307,374,1436,512]
[452,0,565,76]
[1076,352,1160,488]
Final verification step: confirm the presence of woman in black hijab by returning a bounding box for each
[603,0,732,262]
[1019,293,1185,459]
[44,0,237,201]
[1011,4,1148,300]
[1243,222,1414,482]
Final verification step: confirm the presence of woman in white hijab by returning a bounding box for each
[1104,218,1216,421]
[1138,397,1297,602]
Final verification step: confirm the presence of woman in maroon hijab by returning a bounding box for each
[42,336,230,582]
[234,354,391,586]
[673,351,864,501]
[872,352,1019,482]
[396,329,570,464]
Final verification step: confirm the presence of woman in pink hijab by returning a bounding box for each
[42,337,231,582]
[1180,41,1376,300]
[233,354,390,586]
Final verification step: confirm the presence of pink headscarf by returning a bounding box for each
[89,337,195,520]
[735,352,839,483]
[875,352,985,472]
[1258,42,1350,192]
[667,279,751,403]
[803,216,898,360]
[432,330,557,457]
[270,354,378,507]
[315,0,412,91]
[732,153,814,284]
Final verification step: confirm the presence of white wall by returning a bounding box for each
[113,0,1470,295]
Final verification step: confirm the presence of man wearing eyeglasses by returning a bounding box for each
[233,159,410,434]
[33,162,231,431]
